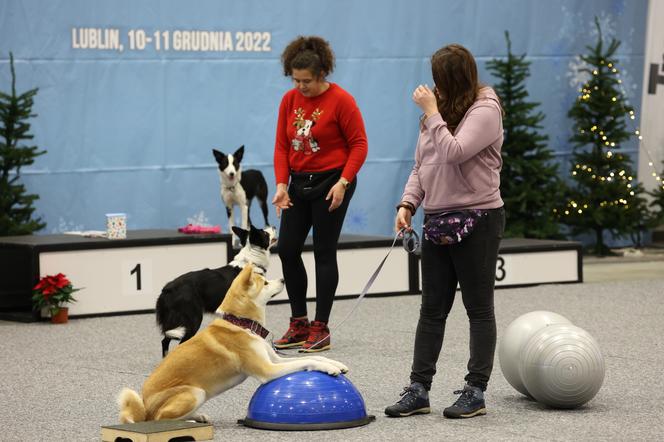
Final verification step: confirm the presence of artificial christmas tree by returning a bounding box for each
[487,31,564,239]
[558,18,653,255]
[649,161,664,225]
[0,52,46,236]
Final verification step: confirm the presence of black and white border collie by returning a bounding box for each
[212,146,270,246]
[156,225,277,356]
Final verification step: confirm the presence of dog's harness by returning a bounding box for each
[219,312,270,339]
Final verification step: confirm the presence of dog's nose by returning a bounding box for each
[279,278,285,284]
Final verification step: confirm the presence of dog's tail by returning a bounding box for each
[165,326,186,340]
[117,388,146,423]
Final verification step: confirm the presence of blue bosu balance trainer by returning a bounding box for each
[240,371,375,430]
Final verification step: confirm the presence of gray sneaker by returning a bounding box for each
[443,384,487,418]
[384,382,431,417]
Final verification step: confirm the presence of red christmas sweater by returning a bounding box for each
[273,83,368,185]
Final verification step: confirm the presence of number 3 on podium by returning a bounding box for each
[495,256,506,282]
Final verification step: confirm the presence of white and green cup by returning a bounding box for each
[106,213,127,239]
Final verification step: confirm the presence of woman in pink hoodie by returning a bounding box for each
[385,44,505,419]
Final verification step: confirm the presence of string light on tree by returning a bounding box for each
[559,16,656,255]
[597,57,662,189]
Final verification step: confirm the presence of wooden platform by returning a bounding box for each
[100,420,213,442]
[0,231,581,322]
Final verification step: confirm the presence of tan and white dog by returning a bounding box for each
[117,264,348,423]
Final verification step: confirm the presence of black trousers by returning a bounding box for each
[277,178,356,323]
[410,207,505,391]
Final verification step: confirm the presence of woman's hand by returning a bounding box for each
[412,84,439,118]
[395,207,412,234]
[271,183,292,217]
[326,181,346,212]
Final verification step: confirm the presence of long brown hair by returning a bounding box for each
[430,44,481,131]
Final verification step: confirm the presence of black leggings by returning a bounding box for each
[410,207,505,391]
[277,178,356,323]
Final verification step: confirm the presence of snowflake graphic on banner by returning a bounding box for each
[187,211,211,226]
[52,217,84,233]
[565,13,638,103]
[567,55,592,90]
[559,7,637,94]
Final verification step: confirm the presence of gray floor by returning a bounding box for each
[1,264,663,441]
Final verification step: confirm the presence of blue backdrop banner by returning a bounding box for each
[0,0,648,237]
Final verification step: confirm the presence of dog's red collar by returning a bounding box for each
[219,313,270,339]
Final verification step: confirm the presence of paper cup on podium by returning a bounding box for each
[106,213,127,239]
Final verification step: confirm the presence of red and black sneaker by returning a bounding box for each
[274,317,310,349]
[299,320,331,353]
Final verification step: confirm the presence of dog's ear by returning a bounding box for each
[238,263,253,287]
[232,226,249,246]
[233,145,245,162]
[212,149,226,165]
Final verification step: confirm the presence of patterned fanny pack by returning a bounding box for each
[423,209,486,245]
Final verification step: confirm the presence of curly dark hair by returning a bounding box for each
[281,35,335,78]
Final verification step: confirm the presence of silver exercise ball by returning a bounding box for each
[519,323,605,409]
[498,311,572,397]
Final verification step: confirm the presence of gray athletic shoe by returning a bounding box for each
[384,382,431,417]
[443,384,487,418]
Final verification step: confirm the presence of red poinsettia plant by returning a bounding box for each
[32,273,80,316]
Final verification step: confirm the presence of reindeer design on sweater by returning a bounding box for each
[292,108,323,155]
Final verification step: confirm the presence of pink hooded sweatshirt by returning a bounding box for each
[401,86,504,213]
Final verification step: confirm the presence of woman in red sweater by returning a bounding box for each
[272,36,368,352]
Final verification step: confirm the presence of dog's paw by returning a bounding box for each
[310,362,342,377]
[329,359,349,373]
[308,356,349,373]
[190,413,210,423]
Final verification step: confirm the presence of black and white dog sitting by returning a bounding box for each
[212,146,269,246]
[156,224,277,357]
